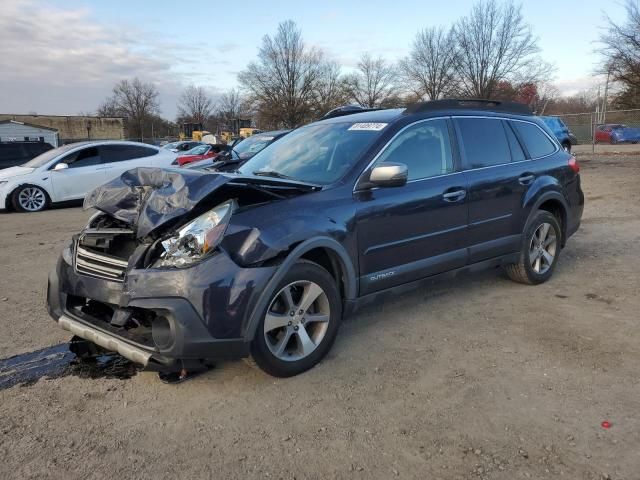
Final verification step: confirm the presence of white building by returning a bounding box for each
[0,120,59,147]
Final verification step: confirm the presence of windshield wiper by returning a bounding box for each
[252,170,297,181]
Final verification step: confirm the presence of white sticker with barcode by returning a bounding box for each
[348,122,388,131]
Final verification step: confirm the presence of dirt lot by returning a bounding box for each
[1,155,639,480]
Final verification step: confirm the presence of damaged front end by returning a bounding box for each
[47,167,320,371]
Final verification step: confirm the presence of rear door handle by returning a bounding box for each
[443,189,466,202]
[519,174,535,185]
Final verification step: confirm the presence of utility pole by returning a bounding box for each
[602,70,611,124]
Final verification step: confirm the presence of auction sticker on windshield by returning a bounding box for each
[348,123,388,131]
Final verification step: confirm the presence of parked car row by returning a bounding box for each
[0,141,177,212]
[594,123,640,144]
[185,130,290,171]
[46,99,584,379]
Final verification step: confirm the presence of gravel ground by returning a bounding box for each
[0,155,639,480]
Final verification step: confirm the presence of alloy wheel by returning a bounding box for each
[263,280,330,362]
[529,222,557,274]
[18,187,46,211]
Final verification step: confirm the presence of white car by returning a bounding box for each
[0,141,177,212]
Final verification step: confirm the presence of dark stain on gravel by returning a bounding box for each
[0,339,139,390]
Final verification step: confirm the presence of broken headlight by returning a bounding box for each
[154,199,236,268]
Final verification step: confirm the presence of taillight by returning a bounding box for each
[568,156,580,173]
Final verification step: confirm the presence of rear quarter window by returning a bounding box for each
[512,122,557,158]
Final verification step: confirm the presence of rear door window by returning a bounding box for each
[455,118,511,169]
[100,145,158,163]
[512,122,556,158]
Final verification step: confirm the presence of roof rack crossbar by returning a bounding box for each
[321,105,382,120]
[404,98,533,116]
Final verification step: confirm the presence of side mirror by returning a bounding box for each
[368,162,408,188]
[53,162,69,171]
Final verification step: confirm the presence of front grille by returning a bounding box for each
[75,244,129,282]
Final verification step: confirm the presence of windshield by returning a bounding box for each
[163,142,180,149]
[22,143,78,168]
[233,135,276,158]
[185,145,209,155]
[237,123,382,184]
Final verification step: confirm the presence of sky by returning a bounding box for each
[0,0,629,119]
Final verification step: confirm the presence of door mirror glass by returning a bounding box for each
[369,162,408,187]
[53,162,69,171]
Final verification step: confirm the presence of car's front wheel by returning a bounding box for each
[250,260,342,377]
[11,184,50,212]
[505,210,561,285]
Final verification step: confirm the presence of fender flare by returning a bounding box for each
[523,189,570,242]
[243,236,357,340]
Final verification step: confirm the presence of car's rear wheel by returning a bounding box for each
[11,184,50,212]
[505,210,561,285]
[562,141,571,153]
[250,261,341,377]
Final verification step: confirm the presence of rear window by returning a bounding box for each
[512,122,556,158]
[100,145,158,162]
[455,118,511,169]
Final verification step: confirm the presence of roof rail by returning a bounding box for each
[321,104,381,120]
[404,98,533,116]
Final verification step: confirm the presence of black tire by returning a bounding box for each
[250,260,342,377]
[562,141,571,153]
[11,184,51,212]
[504,210,562,285]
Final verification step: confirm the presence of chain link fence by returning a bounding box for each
[554,109,640,146]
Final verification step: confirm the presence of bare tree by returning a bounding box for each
[313,60,349,116]
[598,0,640,108]
[400,27,458,100]
[239,20,327,128]
[218,88,244,121]
[178,85,214,125]
[453,0,551,98]
[96,97,120,117]
[99,78,160,140]
[344,53,399,108]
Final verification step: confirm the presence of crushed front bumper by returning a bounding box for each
[47,244,277,370]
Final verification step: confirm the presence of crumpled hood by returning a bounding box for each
[84,167,233,238]
[83,167,319,239]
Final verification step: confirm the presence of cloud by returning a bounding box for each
[554,75,605,96]
[0,0,222,118]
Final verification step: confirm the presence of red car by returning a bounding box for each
[175,144,223,166]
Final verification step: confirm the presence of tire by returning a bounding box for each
[504,210,562,285]
[250,260,342,377]
[11,184,50,212]
[561,141,571,153]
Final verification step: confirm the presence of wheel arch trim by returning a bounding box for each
[523,189,569,243]
[244,236,356,341]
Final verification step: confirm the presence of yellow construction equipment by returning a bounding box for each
[239,128,262,138]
